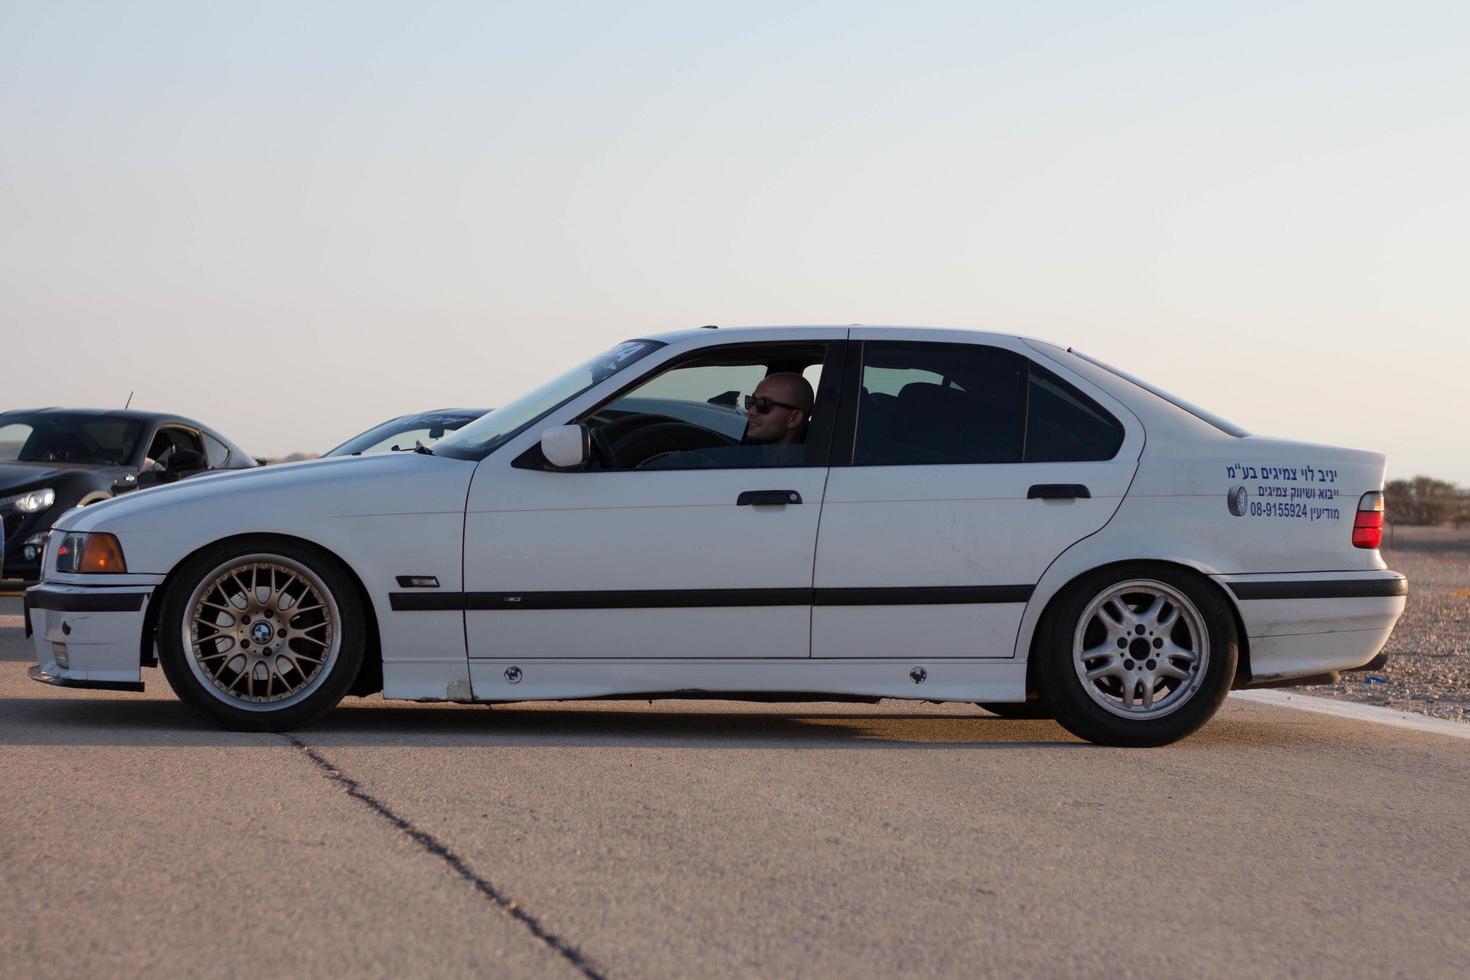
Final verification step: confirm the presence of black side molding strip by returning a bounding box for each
[389,592,468,611]
[814,585,1034,606]
[467,589,812,610]
[390,585,1036,611]
[28,664,145,693]
[1226,578,1408,601]
[25,588,148,613]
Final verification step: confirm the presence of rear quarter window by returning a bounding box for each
[1024,364,1124,462]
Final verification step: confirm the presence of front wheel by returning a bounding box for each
[158,539,366,731]
[1035,565,1238,747]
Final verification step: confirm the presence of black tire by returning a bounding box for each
[158,537,366,731]
[1034,563,1238,747]
[977,700,1053,720]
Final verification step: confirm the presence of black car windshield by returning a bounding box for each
[0,414,146,465]
[435,340,664,460]
[324,412,490,457]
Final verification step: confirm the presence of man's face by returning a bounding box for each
[744,377,807,445]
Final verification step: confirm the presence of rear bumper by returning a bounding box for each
[24,582,151,691]
[1215,571,1407,685]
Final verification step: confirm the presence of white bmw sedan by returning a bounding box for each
[25,327,1406,746]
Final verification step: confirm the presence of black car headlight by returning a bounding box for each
[0,487,55,514]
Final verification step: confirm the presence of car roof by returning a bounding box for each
[636,324,1035,346]
[1,407,206,426]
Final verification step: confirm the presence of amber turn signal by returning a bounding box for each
[79,533,128,573]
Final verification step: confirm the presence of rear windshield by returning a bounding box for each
[1054,348,1249,438]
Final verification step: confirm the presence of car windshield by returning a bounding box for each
[324,412,490,457]
[0,414,146,465]
[434,340,665,460]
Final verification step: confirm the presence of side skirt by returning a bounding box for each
[457,658,1028,705]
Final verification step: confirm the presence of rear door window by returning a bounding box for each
[853,342,1026,465]
[848,342,1125,466]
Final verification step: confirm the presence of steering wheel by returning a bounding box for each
[587,414,737,470]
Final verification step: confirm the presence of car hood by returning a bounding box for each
[58,452,477,536]
[0,461,116,494]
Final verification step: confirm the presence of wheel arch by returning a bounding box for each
[139,532,383,694]
[1020,558,1251,695]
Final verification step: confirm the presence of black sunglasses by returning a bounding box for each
[744,394,804,415]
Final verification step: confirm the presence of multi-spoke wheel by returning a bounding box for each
[1036,564,1237,746]
[159,539,366,731]
[1072,580,1208,720]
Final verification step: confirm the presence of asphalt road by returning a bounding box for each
[3,593,1468,979]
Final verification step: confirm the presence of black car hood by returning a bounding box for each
[0,461,128,493]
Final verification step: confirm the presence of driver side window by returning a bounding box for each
[576,342,836,471]
[144,426,205,471]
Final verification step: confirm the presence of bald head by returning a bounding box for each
[744,372,814,445]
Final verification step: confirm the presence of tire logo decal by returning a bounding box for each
[1227,485,1248,517]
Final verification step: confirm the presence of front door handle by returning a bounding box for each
[1027,483,1090,500]
[737,490,802,506]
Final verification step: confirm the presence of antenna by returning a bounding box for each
[124,390,134,409]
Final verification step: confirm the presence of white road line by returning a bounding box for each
[1233,690,1470,740]
[0,615,24,629]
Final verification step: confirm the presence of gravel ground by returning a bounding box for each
[1296,525,1470,722]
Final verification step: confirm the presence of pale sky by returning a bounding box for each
[3,1,1467,482]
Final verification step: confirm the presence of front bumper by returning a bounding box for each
[1215,570,1407,685]
[25,582,152,691]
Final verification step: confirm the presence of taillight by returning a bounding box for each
[1353,492,1385,549]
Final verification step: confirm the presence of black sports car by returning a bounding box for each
[0,408,255,581]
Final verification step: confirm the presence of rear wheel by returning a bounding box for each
[1035,564,1237,746]
[158,539,365,731]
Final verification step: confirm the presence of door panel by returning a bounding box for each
[464,464,827,661]
[812,460,1136,658]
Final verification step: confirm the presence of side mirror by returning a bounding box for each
[540,425,589,469]
[111,473,139,496]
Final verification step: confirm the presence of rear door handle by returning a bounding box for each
[1027,484,1090,500]
[737,490,802,506]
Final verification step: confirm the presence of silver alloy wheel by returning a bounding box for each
[1071,579,1210,720]
[181,554,341,711]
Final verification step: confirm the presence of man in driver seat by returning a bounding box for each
[743,373,813,446]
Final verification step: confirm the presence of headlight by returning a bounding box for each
[0,487,56,513]
[55,532,128,574]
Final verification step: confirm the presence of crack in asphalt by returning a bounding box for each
[284,734,606,979]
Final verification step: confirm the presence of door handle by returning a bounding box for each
[737,490,802,506]
[1027,484,1091,500]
